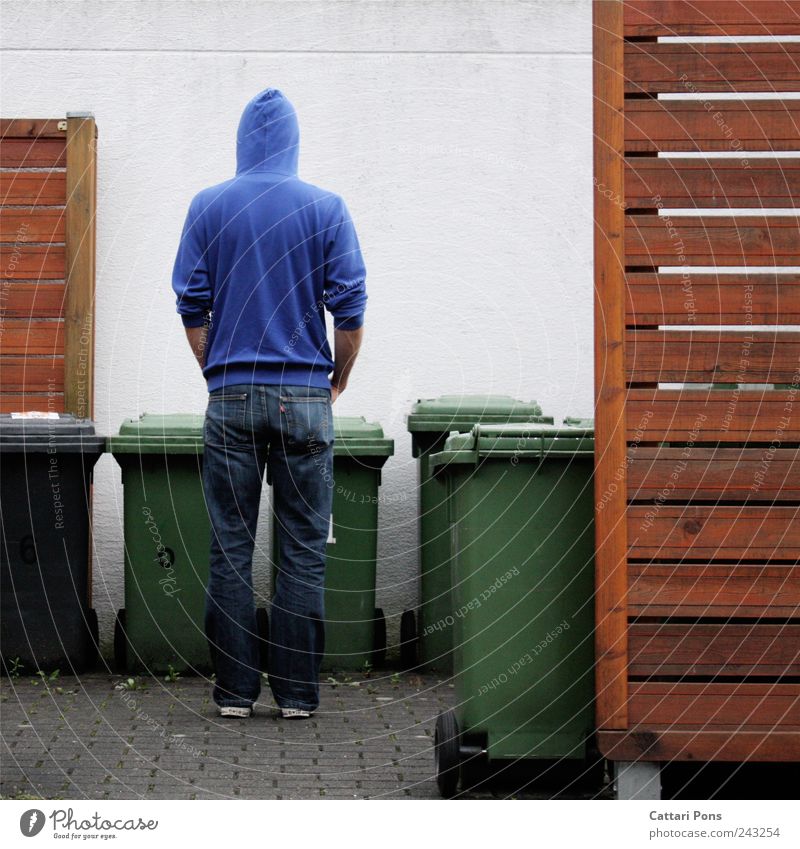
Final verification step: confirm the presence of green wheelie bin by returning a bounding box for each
[429,422,596,797]
[272,416,394,670]
[109,414,268,675]
[404,396,552,672]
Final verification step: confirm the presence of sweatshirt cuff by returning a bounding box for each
[180,313,207,328]
[333,312,364,331]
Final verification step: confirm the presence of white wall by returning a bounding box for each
[1,0,594,657]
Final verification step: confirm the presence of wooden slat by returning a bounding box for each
[625,100,800,153]
[626,216,800,266]
[0,119,66,139]
[0,321,64,355]
[0,357,64,392]
[628,447,800,502]
[625,159,800,209]
[0,282,65,318]
[625,42,800,93]
[629,682,800,727]
[0,393,64,414]
[626,389,800,443]
[0,172,66,205]
[0,208,65,243]
[0,138,66,168]
[626,330,800,383]
[0,245,65,280]
[629,623,800,677]
[64,114,96,419]
[628,563,800,618]
[599,728,800,761]
[626,273,800,324]
[628,505,800,561]
[624,1,800,37]
[593,0,629,732]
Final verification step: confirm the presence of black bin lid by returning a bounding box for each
[0,413,105,454]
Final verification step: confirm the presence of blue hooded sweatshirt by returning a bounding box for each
[172,88,367,391]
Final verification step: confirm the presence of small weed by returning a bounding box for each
[115,677,147,692]
[390,672,401,686]
[8,658,24,678]
[36,669,60,684]
[164,665,181,684]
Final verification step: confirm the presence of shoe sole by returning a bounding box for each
[218,707,253,718]
[281,709,313,719]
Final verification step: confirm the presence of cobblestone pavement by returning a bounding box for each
[1,671,610,800]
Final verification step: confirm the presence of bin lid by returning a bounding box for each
[0,413,104,454]
[108,414,395,458]
[108,413,205,455]
[407,394,551,434]
[334,416,394,459]
[429,422,594,470]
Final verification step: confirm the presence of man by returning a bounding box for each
[172,88,366,719]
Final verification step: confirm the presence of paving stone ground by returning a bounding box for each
[1,670,611,800]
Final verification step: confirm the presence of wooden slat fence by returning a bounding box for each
[0,115,96,417]
[593,0,800,763]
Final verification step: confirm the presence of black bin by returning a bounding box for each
[0,414,105,673]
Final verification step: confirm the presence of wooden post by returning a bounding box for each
[64,112,96,419]
[592,0,628,731]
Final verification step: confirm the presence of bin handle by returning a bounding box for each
[472,424,549,463]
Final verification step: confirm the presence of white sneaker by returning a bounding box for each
[218,705,253,718]
[281,707,313,719]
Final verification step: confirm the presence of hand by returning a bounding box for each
[331,384,343,403]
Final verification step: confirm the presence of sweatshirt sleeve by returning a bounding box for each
[323,198,367,331]
[172,197,212,328]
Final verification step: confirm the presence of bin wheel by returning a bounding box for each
[435,709,461,798]
[85,608,99,670]
[113,609,127,673]
[371,607,387,667]
[256,607,269,674]
[400,609,418,670]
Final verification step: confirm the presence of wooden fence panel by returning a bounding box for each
[594,0,800,765]
[0,115,95,417]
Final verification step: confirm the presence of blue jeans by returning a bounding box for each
[202,383,334,711]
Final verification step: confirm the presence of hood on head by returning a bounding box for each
[236,88,299,176]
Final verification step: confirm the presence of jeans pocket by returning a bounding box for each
[205,392,249,446]
[279,392,332,449]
